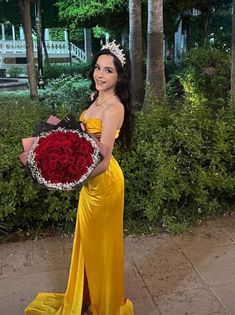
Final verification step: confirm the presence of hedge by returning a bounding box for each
[0,94,234,233]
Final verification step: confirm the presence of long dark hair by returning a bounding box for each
[88,48,133,150]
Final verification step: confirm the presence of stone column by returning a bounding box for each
[19,26,25,40]
[105,32,109,44]
[1,24,5,40]
[64,30,68,42]
[12,25,16,40]
[174,18,183,62]
[44,28,49,40]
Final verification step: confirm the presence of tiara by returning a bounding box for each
[101,40,126,66]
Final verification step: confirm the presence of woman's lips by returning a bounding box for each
[96,79,105,84]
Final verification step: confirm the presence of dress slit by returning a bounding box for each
[83,267,91,308]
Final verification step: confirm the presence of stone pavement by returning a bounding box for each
[1,214,235,315]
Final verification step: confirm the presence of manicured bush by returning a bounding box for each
[43,63,91,80]
[2,75,91,113]
[116,100,235,232]
[167,48,230,109]
[0,94,234,233]
[0,95,81,229]
[40,75,90,113]
[7,66,27,78]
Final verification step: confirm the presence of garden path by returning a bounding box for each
[1,214,235,314]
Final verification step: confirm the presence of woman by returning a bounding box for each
[24,41,134,315]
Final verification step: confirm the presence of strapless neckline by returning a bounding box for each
[80,112,120,132]
[80,111,101,122]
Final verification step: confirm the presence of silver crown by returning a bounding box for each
[101,40,126,66]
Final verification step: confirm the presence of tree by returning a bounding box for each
[56,0,129,44]
[145,0,166,103]
[19,0,38,100]
[35,0,44,84]
[209,5,232,51]
[0,0,38,98]
[0,0,21,25]
[231,0,235,101]
[40,0,65,64]
[129,0,144,109]
[56,0,128,25]
[164,0,231,50]
[191,0,231,47]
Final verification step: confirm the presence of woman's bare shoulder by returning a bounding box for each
[103,99,124,117]
[102,101,124,130]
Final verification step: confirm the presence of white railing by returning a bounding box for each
[0,40,27,53]
[70,42,86,62]
[0,40,86,62]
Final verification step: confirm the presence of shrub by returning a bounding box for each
[0,94,234,234]
[40,75,90,113]
[179,48,230,108]
[43,63,91,80]
[7,66,26,78]
[1,75,91,114]
[165,60,181,82]
[0,95,81,229]
[166,75,185,102]
[116,100,235,232]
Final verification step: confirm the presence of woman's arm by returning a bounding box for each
[88,104,124,179]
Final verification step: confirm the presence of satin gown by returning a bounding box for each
[24,113,134,315]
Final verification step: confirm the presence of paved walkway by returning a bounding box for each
[1,214,235,315]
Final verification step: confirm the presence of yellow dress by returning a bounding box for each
[24,113,134,315]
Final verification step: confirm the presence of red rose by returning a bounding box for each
[48,160,57,170]
[27,128,100,189]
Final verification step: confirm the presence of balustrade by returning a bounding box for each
[0,40,86,62]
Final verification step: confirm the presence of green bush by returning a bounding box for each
[0,94,234,233]
[117,100,235,232]
[43,63,91,80]
[40,75,90,113]
[0,95,81,229]
[7,66,27,78]
[167,48,230,109]
[1,75,91,114]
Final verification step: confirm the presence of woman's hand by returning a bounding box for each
[87,141,110,179]
[97,141,109,159]
[88,133,109,159]
[80,122,86,131]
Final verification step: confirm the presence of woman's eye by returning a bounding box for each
[107,69,113,73]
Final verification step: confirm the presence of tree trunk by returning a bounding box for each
[129,0,144,110]
[202,7,210,47]
[67,25,72,66]
[35,0,44,88]
[145,0,166,104]
[19,0,38,100]
[231,0,235,102]
[84,28,92,64]
[121,27,129,52]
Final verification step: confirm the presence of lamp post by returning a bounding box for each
[35,0,44,88]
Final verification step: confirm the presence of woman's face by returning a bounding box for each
[93,54,118,93]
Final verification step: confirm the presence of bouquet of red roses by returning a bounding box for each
[19,114,100,190]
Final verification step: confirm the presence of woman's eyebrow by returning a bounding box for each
[95,63,114,70]
[105,66,114,71]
